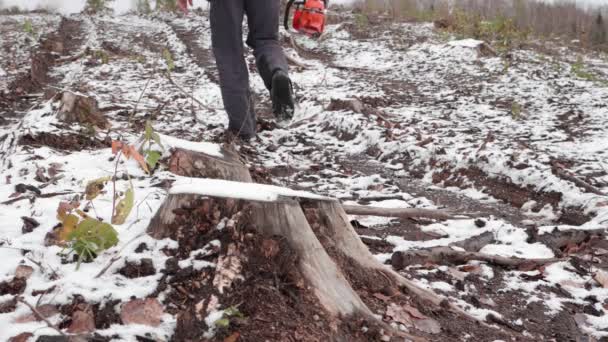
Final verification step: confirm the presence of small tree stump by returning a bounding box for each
[58,91,109,129]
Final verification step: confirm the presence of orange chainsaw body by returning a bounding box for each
[286,0,327,37]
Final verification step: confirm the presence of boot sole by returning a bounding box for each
[272,73,294,121]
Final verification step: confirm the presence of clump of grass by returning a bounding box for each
[442,11,530,52]
[23,19,37,37]
[85,0,111,14]
[571,56,596,81]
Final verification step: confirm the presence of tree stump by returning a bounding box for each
[147,144,505,340]
[58,91,109,129]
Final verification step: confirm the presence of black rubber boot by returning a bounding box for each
[271,70,295,121]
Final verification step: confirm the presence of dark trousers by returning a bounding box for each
[210,0,289,137]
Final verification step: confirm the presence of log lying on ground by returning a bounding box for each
[528,227,608,255]
[390,246,565,271]
[58,91,109,129]
[343,204,458,221]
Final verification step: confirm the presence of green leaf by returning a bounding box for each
[224,306,244,318]
[215,318,230,328]
[84,176,111,201]
[151,132,164,150]
[146,150,162,170]
[145,120,154,141]
[112,184,135,225]
[163,48,175,72]
[69,218,119,251]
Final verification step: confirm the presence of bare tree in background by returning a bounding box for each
[591,12,607,48]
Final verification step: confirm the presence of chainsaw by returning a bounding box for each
[284,0,328,38]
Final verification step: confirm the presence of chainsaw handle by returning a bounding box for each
[284,0,295,31]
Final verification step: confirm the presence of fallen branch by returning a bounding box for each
[95,233,145,278]
[163,72,216,113]
[450,231,495,252]
[1,191,75,206]
[553,166,606,196]
[342,204,459,221]
[286,53,311,69]
[17,297,66,336]
[391,246,565,270]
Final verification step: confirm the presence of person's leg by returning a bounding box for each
[245,0,294,121]
[244,0,288,90]
[210,0,256,138]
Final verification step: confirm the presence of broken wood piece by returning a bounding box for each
[286,52,312,69]
[342,204,457,221]
[390,246,565,271]
[528,227,608,255]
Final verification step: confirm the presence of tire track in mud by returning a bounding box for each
[0,18,85,120]
[0,17,86,164]
[166,18,219,85]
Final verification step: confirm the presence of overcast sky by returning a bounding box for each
[0,0,605,15]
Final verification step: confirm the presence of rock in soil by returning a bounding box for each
[118,258,156,278]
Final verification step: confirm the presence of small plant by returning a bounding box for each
[571,56,596,81]
[157,0,178,12]
[162,48,175,72]
[138,121,165,171]
[86,0,112,14]
[215,306,245,329]
[60,212,119,269]
[90,49,110,64]
[56,143,143,269]
[511,101,522,120]
[22,19,36,37]
[57,180,120,269]
[354,13,369,29]
[136,0,152,14]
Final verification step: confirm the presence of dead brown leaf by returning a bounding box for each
[386,303,413,327]
[224,332,240,342]
[373,292,392,302]
[261,239,280,258]
[403,304,426,320]
[67,309,96,334]
[14,304,59,323]
[8,332,33,342]
[460,264,481,273]
[386,303,441,334]
[121,298,164,327]
[57,201,79,221]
